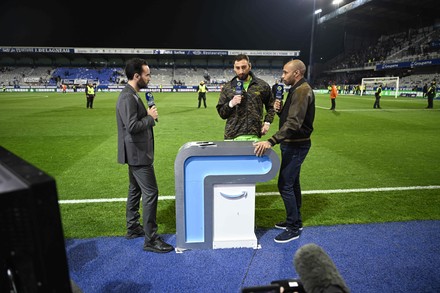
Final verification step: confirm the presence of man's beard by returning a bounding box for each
[237,73,249,81]
[137,79,148,89]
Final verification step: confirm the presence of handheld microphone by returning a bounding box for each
[294,243,350,293]
[235,79,244,96]
[145,91,158,122]
[275,84,284,100]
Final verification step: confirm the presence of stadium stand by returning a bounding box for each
[314,21,440,92]
[1,0,439,94]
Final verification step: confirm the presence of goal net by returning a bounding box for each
[361,76,399,98]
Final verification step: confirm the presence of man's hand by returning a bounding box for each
[253,141,272,157]
[147,105,158,120]
[261,122,270,135]
[229,95,243,107]
[274,99,283,112]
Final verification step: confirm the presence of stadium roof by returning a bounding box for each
[312,0,440,62]
[0,0,438,66]
[318,0,439,36]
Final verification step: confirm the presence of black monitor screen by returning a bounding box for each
[0,146,73,293]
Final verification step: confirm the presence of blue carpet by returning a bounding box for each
[66,220,440,293]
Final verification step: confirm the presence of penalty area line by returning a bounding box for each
[58,185,440,204]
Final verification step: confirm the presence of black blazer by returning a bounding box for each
[116,84,156,166]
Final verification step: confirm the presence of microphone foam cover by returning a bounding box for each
[293,243,350,293]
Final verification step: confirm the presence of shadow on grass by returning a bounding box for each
[255,194,332,229]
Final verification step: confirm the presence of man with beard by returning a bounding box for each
[116,58,173,253]
[216,54,275,141]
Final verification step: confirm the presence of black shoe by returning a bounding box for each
[125,225,145,239]
[274,229,300,243]
[143,237,174,253]
[274,221,303,231]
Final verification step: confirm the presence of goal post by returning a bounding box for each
[361,76,399,98]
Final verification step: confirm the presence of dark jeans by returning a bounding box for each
[331,98,336,109]
[278,142,311,231]
[127,165,159,242]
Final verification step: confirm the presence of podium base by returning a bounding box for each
[212,237,259,249]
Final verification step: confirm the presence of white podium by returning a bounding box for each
[174,141,280,251]
[212,184,257,249]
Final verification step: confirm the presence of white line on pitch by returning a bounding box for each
[58,185,440,204]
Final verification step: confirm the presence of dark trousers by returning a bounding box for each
[278,143,311,231]
[198,92,207,108]
[330,98,336,110]
[86,95,95,108]
[427,97,434,108]
[373,94,381,108]
[127,165,159,242]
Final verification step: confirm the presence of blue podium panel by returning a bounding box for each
[174,141,280,251]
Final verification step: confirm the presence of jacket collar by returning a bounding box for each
[289,78,306,92]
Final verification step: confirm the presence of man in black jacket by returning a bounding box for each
[254,59,315,243]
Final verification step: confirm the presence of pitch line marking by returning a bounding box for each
[58,185,440,204]
[315,105,438,111]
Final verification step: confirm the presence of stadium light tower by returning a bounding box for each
[332,0,343,9]
[307,0,321,83]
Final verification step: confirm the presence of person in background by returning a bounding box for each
[197,80,208,108]
[329,83,338,110]
[85,82,95,109]
[216,54,275,141]
[373,84,382,109]
[426,80,437,109]
[116,58,173,253]
[254,59,315,243]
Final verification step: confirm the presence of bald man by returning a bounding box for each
[254,59,315,243]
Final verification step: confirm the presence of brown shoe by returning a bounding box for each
[143,237,174,253]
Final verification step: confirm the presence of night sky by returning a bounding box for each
[0,0,344,62]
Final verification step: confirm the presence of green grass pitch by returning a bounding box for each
[1,91,439,238]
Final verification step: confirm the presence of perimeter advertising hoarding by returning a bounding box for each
[376,58,440,70]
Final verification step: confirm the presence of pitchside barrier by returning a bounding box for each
[1,86,437,98]
[0,85,223,93]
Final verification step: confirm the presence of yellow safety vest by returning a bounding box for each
[198,84,207,93]
[87,85,95,95]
